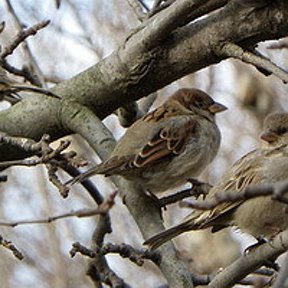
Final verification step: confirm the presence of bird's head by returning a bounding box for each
[169,88,227,120]
[261,112,288,146]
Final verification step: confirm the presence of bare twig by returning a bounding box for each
[0,234,23,260]
[71,189,131,287]
[0,132,45,154]
[0,67,60,99]
[137,0,150,12]
[0,135,83,169]
[181,182,288,210]
[0,133,86,197]
[192,273,273,287]
[0,60,38,85]
[99,243,160,266]
[214,42,288,83]
[0,192,116,227]
[4,0,49,86]
[70,242,96,258]
[71,242,160,266]
[0,20,50,59]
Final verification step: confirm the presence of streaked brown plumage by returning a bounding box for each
[144,112,288,249]
[67,88,227,193]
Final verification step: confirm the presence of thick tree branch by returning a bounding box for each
[208,229,288,288]
[0,2,287,157]
[1,2,288,286]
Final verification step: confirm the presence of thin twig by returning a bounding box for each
[0,133,86,197]
[214,42,288,83]
[0,192,117,227]
[181,182,288,211]
[4,0,49,86]
[137,0,150,11]
[0,234,23,260]
[71,242,160,266]
[0,20,50,59]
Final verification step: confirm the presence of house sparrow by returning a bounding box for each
[144,112,288,249]
[67,88,227,193]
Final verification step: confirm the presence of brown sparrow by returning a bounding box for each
[144,112,288,249]
[67,88,227,193]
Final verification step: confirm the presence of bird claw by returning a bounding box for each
[187,178,212,199]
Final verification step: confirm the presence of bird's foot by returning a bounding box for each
[187,178,212,199]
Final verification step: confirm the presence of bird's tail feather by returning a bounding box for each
[65,163,108,186]
[65,156,132,186]
[143,219,200,250]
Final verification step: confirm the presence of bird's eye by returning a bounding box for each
[194,102,204,109]
[276,127,288,135]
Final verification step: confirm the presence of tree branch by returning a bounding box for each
[0,192,116,227]
[0,234,23,260]
[0,1,287,156]
[181,181,288,210]
[214,42,288,83]
[208,229,288,288]
[0,19,50,59]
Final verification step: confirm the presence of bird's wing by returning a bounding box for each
[66,115,199,185]
[102,116,199,174]
[197,148,265,230]
[132,117,198,168]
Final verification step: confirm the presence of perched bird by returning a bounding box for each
[67,88,227,193]
[144,112,288,249]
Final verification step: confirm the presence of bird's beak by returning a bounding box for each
[260,130,278,143]
[208,102,227,114]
